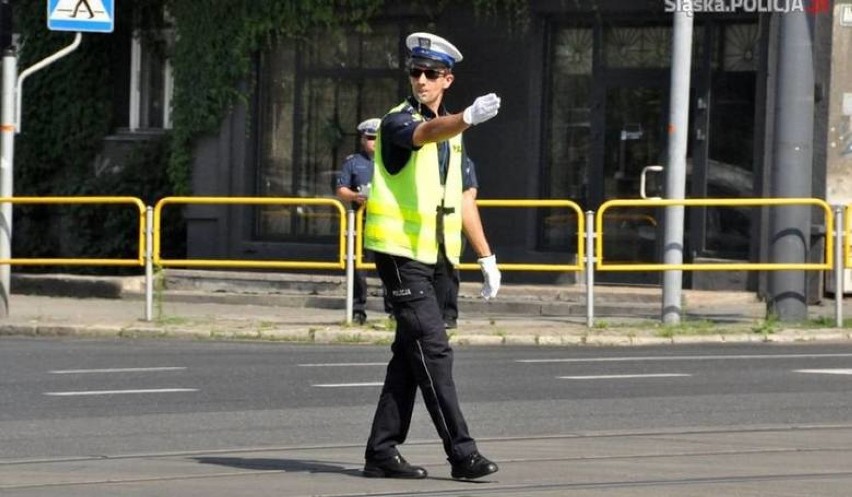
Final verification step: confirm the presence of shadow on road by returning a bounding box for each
[193,457,360,476]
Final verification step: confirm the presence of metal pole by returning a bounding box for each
[661,10,694,325]
[834,205,843,328]
[15,32,81,133]
[345,209,355,325]
[767,11,814,321]
[145,206,154,322]
[585,210,595,328]
[0,47,16,317]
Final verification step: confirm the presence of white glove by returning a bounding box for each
[463,93,501,126]
[477,254,501,300]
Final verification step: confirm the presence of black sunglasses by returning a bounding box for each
[408,67,446,80]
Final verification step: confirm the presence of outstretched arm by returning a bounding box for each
[412,93,501,146]
[412,113,470,147]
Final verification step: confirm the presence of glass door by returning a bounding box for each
[594,74,669,284]
[603,85,667,201]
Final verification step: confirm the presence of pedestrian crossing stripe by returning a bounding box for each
[47,0,114,33]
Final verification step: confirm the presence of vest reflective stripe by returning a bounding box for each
[365,103,463,265]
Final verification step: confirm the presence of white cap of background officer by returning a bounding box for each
[357,118,381,137]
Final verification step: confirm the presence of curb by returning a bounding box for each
[2,323,851,346]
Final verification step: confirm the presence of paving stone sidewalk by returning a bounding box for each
[2,290,851,346]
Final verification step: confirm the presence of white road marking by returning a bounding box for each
[298,363,386,367]
[518,353,852,364]
[312,382,384,388]
[795,369,852,375]
[49,367,187,374]
[558,374,692,380]
[44,388,198,396]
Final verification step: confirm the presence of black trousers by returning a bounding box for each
[353,268,368,314]
[353,252,392,316]
[364,249,477,463]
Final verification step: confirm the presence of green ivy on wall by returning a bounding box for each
[161,0,385,194]
[14,0,120,266]
[15,1,113,195]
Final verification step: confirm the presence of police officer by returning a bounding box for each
[334,118,392,324]
[362,32,501,481]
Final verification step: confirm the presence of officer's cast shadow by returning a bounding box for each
[193,457,361,477]
[192,456,495,483]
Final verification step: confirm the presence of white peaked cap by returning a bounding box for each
[405,32,463,67]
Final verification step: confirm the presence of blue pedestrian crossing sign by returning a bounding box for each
[47,0,115,33]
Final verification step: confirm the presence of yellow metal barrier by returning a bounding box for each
[154,197,347,269]
[355,199,584,272]
[0,196,146,266]
[597,197,833,271]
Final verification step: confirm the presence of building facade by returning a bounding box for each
[172,1,850,292]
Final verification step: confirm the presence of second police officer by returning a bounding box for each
[334,118,393,324]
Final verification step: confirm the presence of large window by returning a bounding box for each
[129,9,174,131]
[255,24,405,240]
[542,19,758,262]
[541,27,593,250]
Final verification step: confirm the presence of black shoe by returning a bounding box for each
[444,317,458,329]
[363,454,428,479]
[353,312,367,325]
[451,451,498,480]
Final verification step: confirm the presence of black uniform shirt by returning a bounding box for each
[380,96,477,190]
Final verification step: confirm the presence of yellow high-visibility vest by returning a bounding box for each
[365,104,463,265]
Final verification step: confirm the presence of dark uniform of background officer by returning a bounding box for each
[334,118,392,324]
[361,32,501,481]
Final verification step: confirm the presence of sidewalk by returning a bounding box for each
[2,275,851,346]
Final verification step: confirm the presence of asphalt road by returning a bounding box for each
[3,337,852,463]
